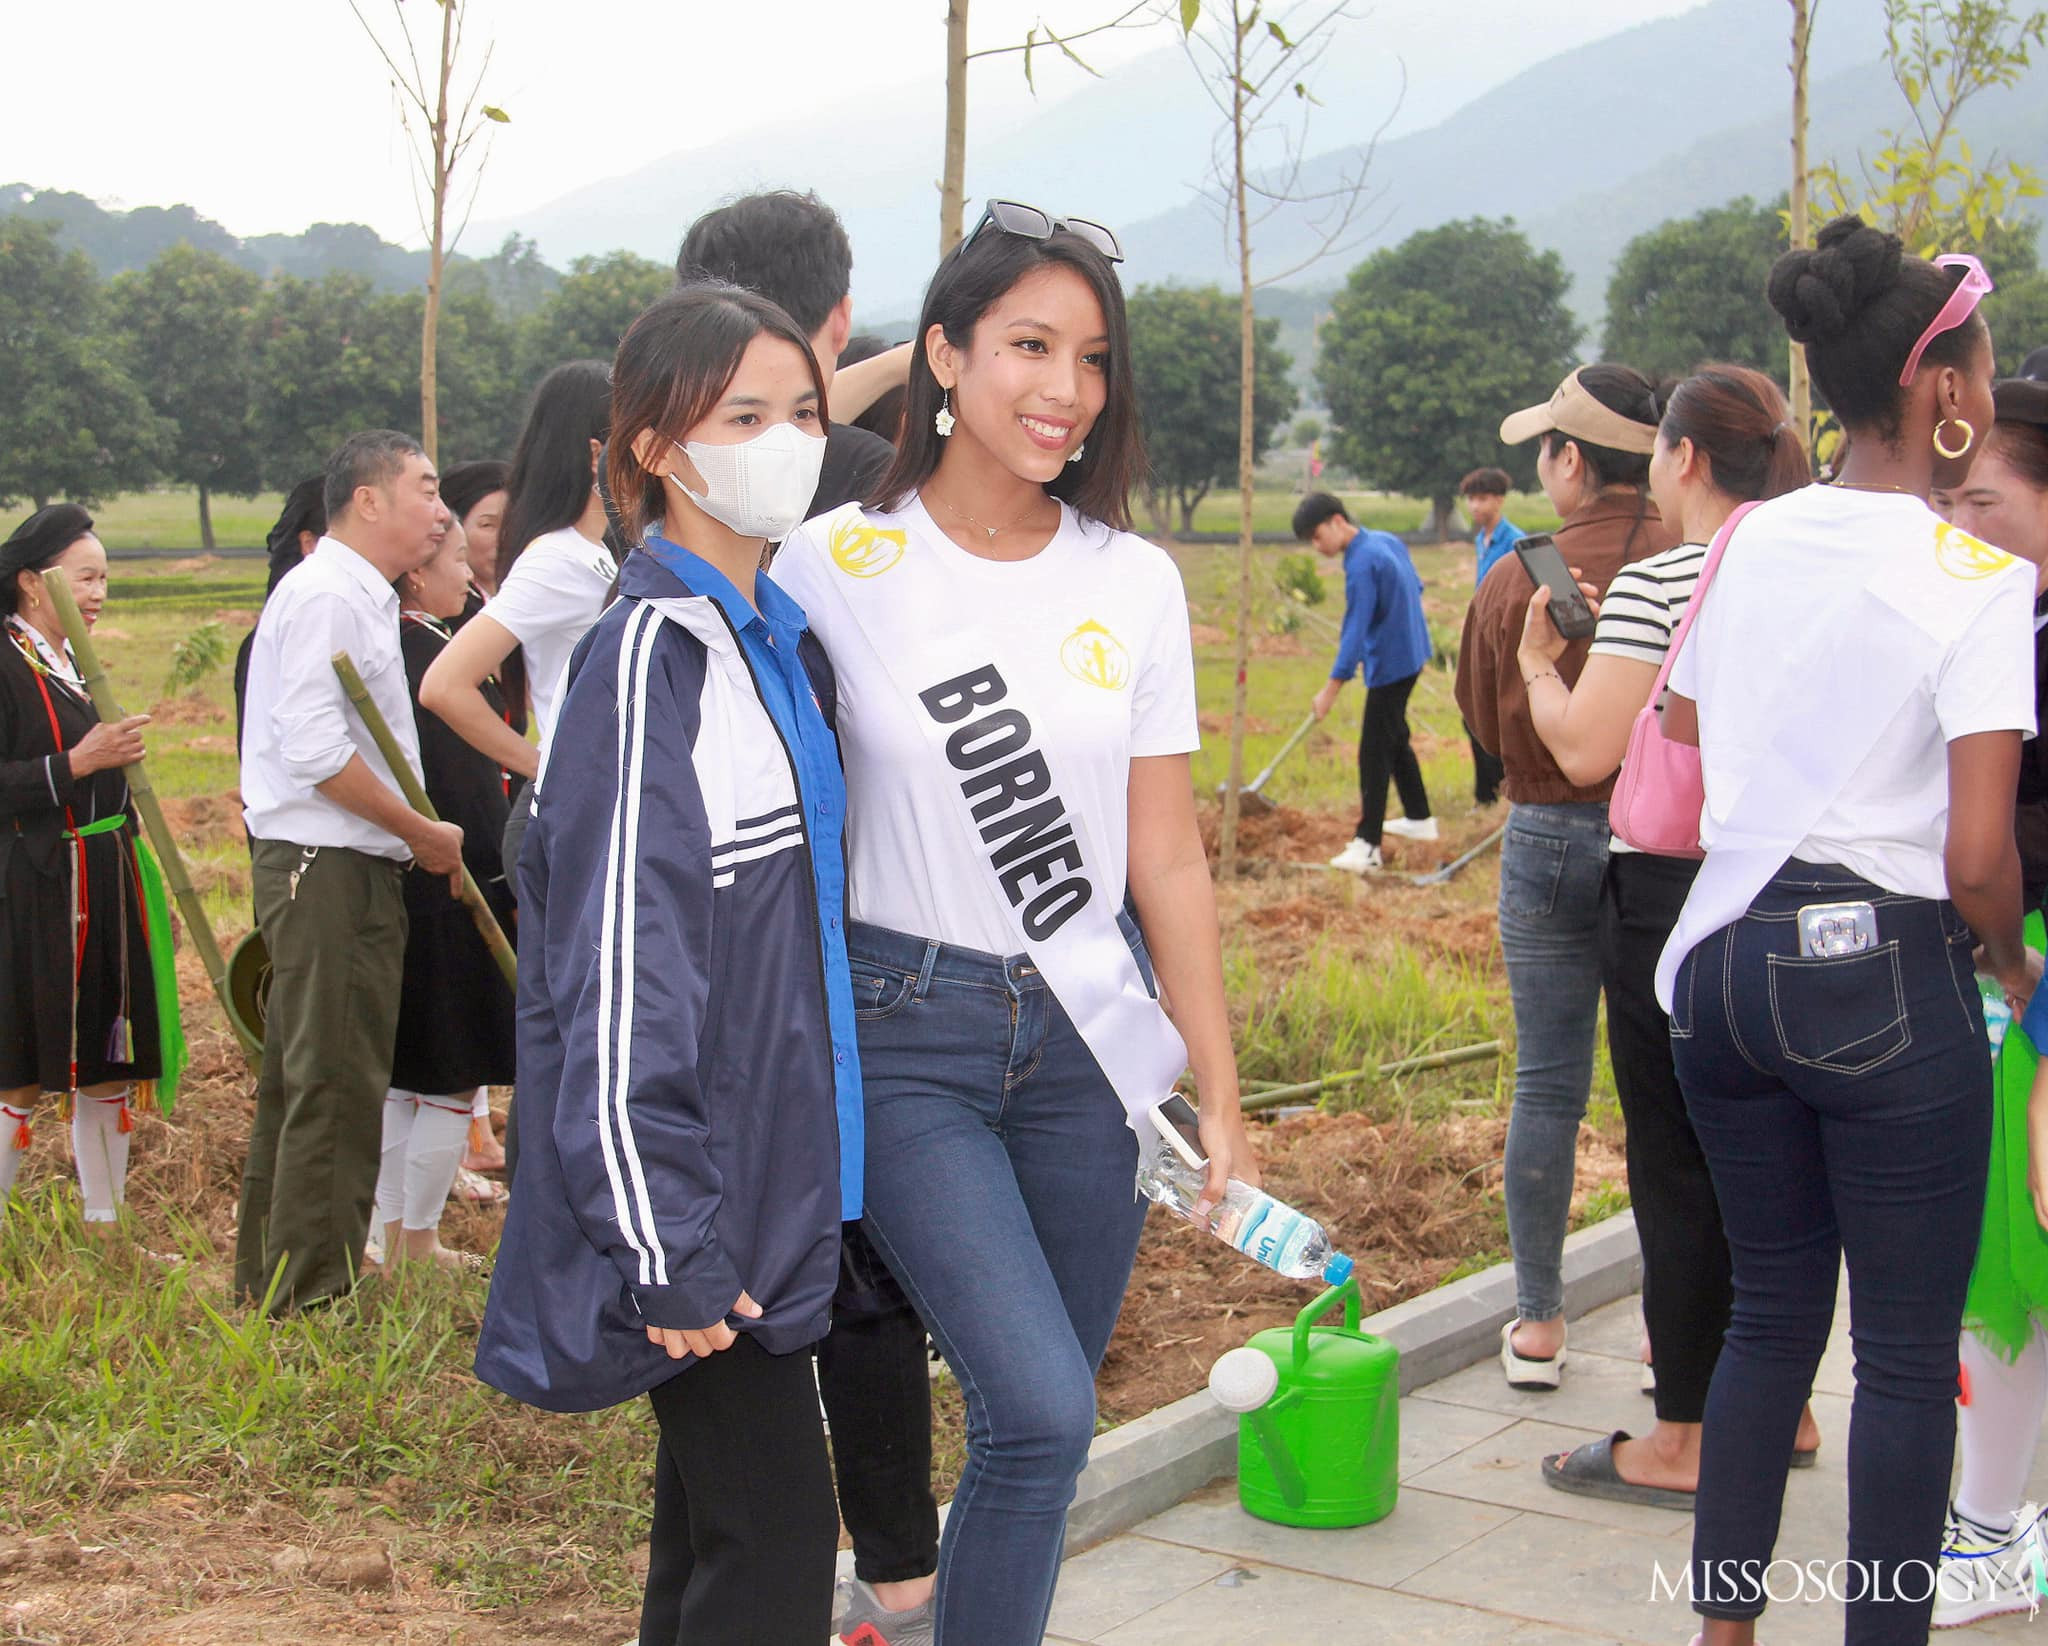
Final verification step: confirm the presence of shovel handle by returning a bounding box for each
[1247,713,1319,794]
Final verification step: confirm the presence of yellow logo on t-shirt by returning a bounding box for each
[1933,520,2017,581]
[1060,620,1132,691]
[829,518,907,579]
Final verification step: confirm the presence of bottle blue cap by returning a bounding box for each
[1323,1253,1354,1286]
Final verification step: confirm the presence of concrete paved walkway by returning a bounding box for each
[1037,1292,2047,1646]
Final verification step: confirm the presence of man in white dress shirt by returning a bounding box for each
[235,429,465,1313]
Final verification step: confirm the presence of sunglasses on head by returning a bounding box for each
[1899,253,1994,386]
[958,199,1124,264]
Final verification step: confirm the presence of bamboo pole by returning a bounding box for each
[331,651,517,989]
[41,569,258,1064]
[1240,1040,1504,1112]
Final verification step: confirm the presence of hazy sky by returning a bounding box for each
[7,0,1702,248]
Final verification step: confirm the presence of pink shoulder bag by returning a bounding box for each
[1606,500,1759,858]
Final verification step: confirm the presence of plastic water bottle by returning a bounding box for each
[1138,1143,1355,1286]
[1982,976,2014,1061]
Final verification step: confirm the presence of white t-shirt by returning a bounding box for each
[777,497,1201,955]
[482,525,614,746]
[1671,486,2036,898]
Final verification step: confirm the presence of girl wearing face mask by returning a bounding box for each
[776,202,1255,1646]
[474,284,854,1646]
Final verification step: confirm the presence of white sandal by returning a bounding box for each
[1501,1319,1566,1390]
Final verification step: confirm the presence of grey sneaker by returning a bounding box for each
[836,1576,935,1646]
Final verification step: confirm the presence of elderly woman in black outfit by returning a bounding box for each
[0,506,180,1233]
[370,519,517,1267]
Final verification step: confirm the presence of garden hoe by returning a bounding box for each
[1219,712,1318,817]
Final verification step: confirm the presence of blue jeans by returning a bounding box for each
[848,917,1153,1646]
[1671,861,1989,1645]
[1498,802,1611,1322]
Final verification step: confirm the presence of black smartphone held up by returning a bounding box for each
[1146,1093,1209,1169]
[1513,533,1598,642]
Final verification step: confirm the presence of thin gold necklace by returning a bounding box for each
[924,486,1046,541]
[1830,479,1917,496]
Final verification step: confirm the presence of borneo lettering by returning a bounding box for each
[919,664,1092,940]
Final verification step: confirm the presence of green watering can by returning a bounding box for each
[1208,1275,1400,1529]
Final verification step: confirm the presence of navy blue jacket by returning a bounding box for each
[476,553,843,1413]
[1330,527,1434,688]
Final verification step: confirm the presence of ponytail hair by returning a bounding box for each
[1660,364,1812,504]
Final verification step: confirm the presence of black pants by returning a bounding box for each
[641,1335,839,1646]
[1354,670,1431,844]
[1467,721,1504,805]
[1596,850,1727,1424]
[817,1220,941,1583]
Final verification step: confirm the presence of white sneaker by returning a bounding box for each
[1329,839,1383,874]
[1382,815,1440,841]
[1934,1503,2047,1627]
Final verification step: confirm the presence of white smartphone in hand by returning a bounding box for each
[1146,1093,1209,1169]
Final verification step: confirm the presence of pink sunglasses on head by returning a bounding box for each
[1899,253,1994,385]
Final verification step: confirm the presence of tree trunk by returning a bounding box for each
[1218,6,1255,882]
[1787,0,1813,451]
[1423,494,1455,545]
[420,0,456,463]
[197,482,215,552]
[1178,490,1205,536]
[940,0,970,258]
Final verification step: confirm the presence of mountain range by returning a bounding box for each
[12,0,2045,339]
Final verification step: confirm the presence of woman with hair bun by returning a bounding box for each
[1516,364,1819,1508]
[1662,215,2032,1646]
[0,505,182,1233]
[1455,361,1679,1392]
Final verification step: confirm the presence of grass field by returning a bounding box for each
[4,485,1565,552]
[1,533,1630,1640]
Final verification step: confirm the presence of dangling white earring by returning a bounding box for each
[1067,442,1085,465]
[935,390,956,438]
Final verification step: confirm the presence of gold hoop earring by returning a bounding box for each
[1934,417,1976,461]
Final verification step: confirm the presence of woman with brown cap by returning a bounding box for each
[1454,363,1676,1391]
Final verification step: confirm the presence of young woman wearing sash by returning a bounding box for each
[0,506,182,1231]
[777,204,1255,1646]
[475,285,855,1645]
[1659,216,2035,1646]
[1926,379,2048,1625]
[1515,366,1818,1509]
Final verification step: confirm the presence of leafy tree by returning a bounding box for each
[1318,219,1579,541]
[107,244,265,548]
[0,219,166,509]
[245,272,418,488]
[517,251,672,385]
[1812,0,2047,255]
[423,286,522,462]
[1986,270,2048,373]
[448,232,560,323]
[1603,198,1789,382]
[1128,284,1296,534]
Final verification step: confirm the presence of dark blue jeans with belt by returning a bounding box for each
[1670,860,1990,1646]
[847,913,1155,1646]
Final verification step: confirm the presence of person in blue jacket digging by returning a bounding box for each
[1294,491,1436,873]
[475,282,862,1646]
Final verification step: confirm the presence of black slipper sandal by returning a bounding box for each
[1540,1431,1697,1511]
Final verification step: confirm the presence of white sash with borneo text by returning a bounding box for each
[1655,529,2031,1010]
[804,503,1187,1138]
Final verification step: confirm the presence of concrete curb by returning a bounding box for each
[1061,1207,1643,1554]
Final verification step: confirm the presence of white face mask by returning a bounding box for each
[665,421,828,541]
